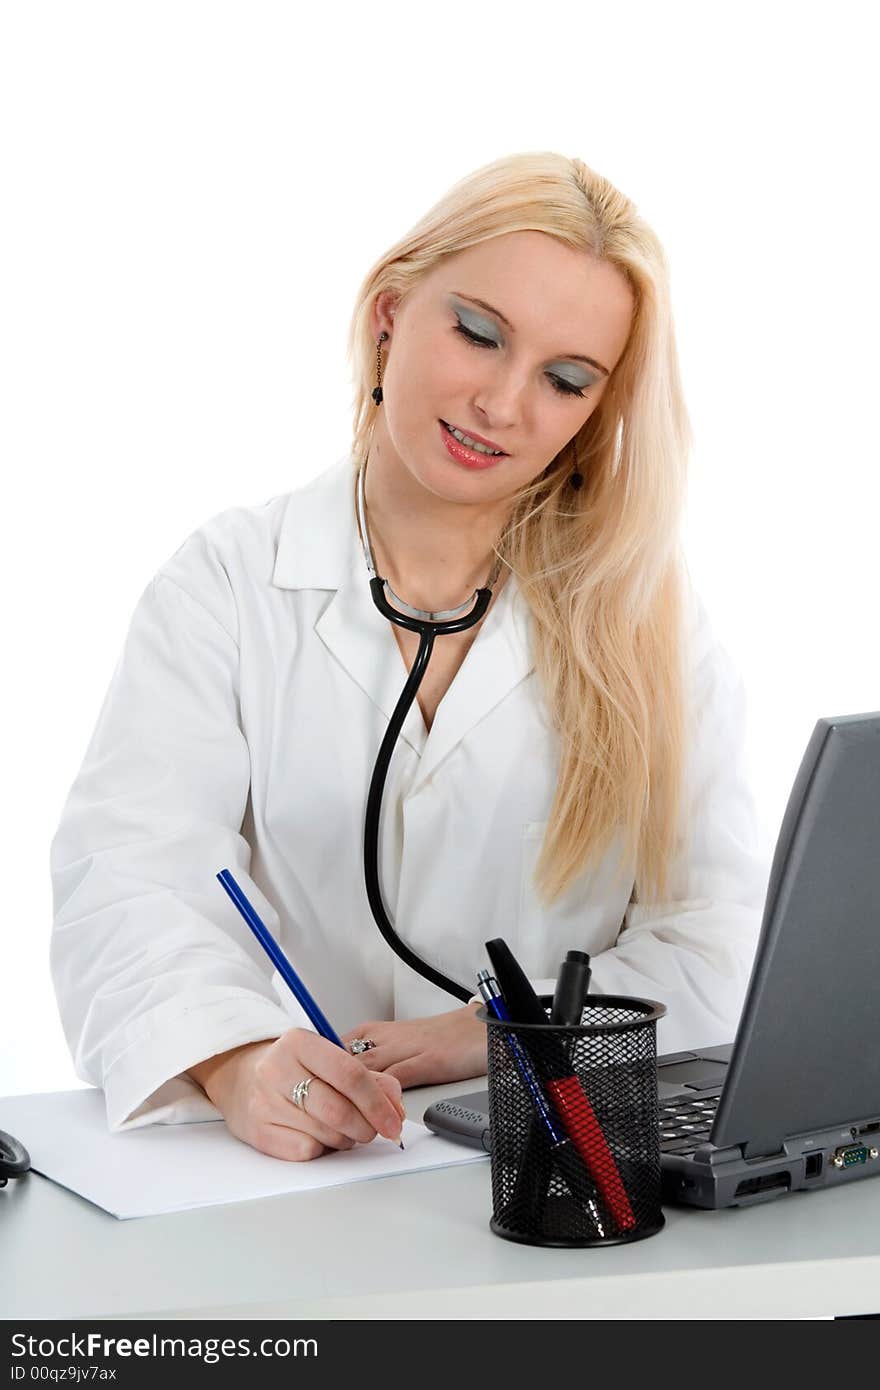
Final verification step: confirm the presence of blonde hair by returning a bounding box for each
[346,151,692,908]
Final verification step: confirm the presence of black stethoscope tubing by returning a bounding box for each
[357,456,503,1004]
[363,577,494,1004]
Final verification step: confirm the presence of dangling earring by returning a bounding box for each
[570,440,583,490]
[371,331,389,405]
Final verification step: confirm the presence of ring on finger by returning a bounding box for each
[289,1075,315,1111]
[348,1038,376,1055]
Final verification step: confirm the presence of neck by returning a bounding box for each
[359,433,511,613]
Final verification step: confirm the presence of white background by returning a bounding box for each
[2,2,877,1098]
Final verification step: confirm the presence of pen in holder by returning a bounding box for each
[479,994,667,1248]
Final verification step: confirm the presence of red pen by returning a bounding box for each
[542,1074,635,1230]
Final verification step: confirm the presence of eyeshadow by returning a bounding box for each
[448,293,602,386]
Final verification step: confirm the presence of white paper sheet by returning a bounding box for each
[0,1089,488,1220]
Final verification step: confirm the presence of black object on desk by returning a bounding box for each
[0,1129,31,1187]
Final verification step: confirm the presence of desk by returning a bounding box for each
[4,1081,880,1320]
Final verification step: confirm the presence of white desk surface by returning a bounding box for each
[4,1080,880,1321]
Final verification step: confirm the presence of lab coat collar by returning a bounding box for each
[271,454,536,788]
[272,454,358,591]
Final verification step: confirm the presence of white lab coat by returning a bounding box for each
[50,453,771,1132]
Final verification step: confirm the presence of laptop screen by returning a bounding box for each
[712,714,880,1158]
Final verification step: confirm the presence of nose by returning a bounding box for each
[471,371,529,435]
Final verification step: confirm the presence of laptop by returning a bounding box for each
[423,712,880,1208]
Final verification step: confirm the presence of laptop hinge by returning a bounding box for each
[743,1136,786,1161]
[690,1142,743,1166]
[692,1140,788,1165]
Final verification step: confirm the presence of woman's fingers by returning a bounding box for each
[341,1021,385,1047]
[259,1124,326,1163]
[347,1050,384,1074]
[372,1069,407,1119]
[342,1022,413,1073]
[273,1072,380,1146]
[259,1046,375,1143]
[384,1054,436,1088]
[270,1030,404,1143]
[340,1031,407,1113]
[265,1080,361,1150]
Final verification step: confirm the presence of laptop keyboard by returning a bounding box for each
[659,1094,720,1153]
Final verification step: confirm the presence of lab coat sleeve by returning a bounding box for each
[49,530,298,1131]
[529,594,772,1055]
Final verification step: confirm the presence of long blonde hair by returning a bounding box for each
[346,151,692,908]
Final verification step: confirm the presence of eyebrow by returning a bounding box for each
[451,291,611,376]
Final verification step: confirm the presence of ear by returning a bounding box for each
[371,289,400,340]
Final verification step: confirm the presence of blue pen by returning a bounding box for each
[217,869,404,1149]
[218,869,344,1043]
[477,970,561,1135]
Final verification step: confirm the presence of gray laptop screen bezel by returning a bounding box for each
[712,712,880,1157]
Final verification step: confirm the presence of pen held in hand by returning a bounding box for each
[216,869,404,1150]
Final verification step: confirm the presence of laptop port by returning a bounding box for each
[831,1143,878,1169]
[734,1171,791,1198]
[805,1152,823,1178]
[858,1122,880,1135]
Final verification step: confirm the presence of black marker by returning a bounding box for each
[551,950,592,1027]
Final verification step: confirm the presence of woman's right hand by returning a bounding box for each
[186,1029,406,1161]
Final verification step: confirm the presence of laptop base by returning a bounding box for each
[661,1118,880,1208]
[422,1040,880,1210]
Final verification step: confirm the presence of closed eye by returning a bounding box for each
[453,320,588,398]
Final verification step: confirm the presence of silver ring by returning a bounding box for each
[348,1038,376,1055]
[289,1075,314,1111]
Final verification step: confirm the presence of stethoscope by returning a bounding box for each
[355,453,506,1004]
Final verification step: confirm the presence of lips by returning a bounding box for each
[439,420,508,455]
[438,420,507,471]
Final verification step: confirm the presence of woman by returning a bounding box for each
[49,151,769,1162]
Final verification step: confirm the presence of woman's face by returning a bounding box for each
[370,230,635,507]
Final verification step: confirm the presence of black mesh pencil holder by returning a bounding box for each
[479,995,667,1248]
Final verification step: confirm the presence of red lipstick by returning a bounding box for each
[438,420,507,470]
